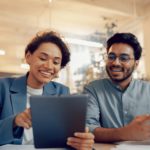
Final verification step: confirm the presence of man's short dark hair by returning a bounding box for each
[25,31,70,68]
[106,33,142,60]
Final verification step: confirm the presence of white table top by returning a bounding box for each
[0,143,115,150]
[1,141,150,150]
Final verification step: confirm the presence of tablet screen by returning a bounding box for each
[30,95,88,148]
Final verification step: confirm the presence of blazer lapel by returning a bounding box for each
[10,75,27,114]
[43,82,57,96]
[10,77,57,114]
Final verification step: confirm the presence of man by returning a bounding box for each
[85,33,150,142]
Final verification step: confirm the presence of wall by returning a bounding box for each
[143,14,150,79]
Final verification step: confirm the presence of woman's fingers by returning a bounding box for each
[14,108,32,129]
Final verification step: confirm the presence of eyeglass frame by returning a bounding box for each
[106,52,135,63]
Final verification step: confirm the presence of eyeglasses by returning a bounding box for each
[107,53,135,63]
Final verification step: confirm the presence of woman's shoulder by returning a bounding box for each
[50,81,68,88]
[47,81,70,95]
[0,77,15,86]
[0,77,17,96]
[0,74,26,86]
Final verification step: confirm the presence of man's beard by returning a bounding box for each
[106,65,135,83]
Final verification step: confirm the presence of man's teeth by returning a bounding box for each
[111,69,122,72]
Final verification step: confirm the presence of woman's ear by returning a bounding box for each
[25,51,32,65]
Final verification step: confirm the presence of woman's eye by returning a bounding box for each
[54,61,60,65]
[39,57,47,61]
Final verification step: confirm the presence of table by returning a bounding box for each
[94,143,115,150]
[1,142,150,150]
[0,143,116,150]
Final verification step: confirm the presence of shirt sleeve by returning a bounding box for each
[83,85,101,133]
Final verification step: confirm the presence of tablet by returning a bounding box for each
[30,95,88,148]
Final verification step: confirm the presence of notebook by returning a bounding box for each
[30,95,88,148]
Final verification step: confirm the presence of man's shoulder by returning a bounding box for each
[133,79,150,88]
[134,79,150,85]
[86,78,109,88]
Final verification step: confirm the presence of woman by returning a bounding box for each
[0,31,94,149]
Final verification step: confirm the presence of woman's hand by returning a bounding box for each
[14,108,32,129]
[67,127,95,150]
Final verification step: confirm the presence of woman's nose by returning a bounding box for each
[44,60,54,69]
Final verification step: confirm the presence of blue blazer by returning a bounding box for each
[0,74,69,145]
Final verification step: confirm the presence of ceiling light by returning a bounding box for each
[65,38,103,48]
[0,49,6,55]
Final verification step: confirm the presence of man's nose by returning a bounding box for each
[111,57,121,65]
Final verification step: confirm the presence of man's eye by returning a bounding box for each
[121,57,128,61]
[120,55,130,61]
[108,55,116,60]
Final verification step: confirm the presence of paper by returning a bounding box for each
[0,144,67,150]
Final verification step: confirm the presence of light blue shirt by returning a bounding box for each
[84,78,150,132]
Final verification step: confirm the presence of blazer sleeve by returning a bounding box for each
[0,79,23,145]
[0,115,22,145]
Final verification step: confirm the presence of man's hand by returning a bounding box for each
[67,127,94,150]
[14,108,32,129]
[123,114,150,141]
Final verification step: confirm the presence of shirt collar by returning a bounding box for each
[108,78,135,92]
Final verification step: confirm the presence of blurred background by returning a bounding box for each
[0,0,149,93]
